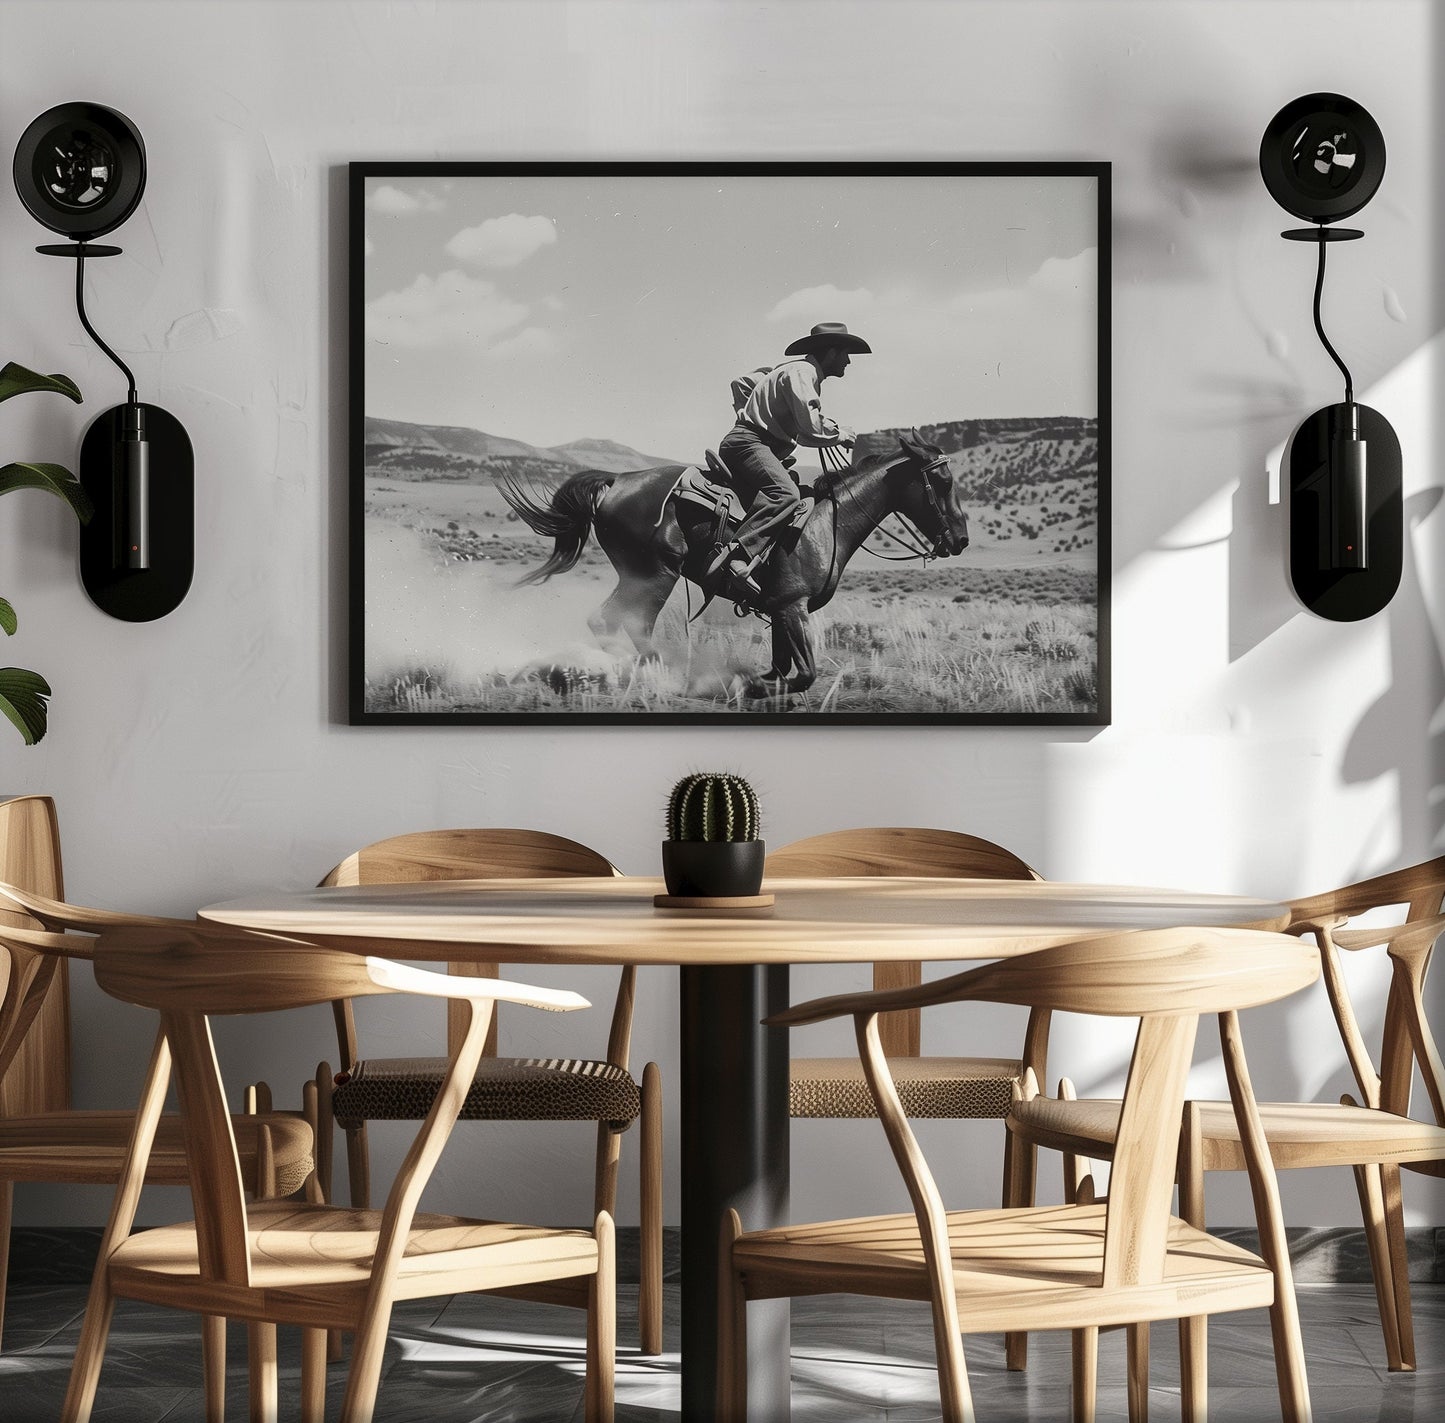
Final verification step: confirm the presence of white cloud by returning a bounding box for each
[753,256,1097,425]
[1026,246,1097,296]
[949,247,1098,314]
[766,284,876,326]
[364,233,374,257]
[445,214,558,268]
[487,326,560,361]
[365,270,528,350]
[365,184,444,216]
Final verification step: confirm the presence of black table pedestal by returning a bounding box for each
[680,963,791,1421]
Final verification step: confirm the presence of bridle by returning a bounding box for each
[914,454,954,553]
[820,444,959,562]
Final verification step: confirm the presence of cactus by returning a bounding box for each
[666,773,760,843]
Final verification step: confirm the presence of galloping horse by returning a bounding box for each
[500,431,970,697]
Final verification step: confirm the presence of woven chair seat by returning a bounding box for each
[332,1055,642,1127]
[790,1056,1022,1120]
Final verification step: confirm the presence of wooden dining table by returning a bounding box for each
[202,874,1291,1421]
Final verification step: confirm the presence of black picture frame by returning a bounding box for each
[350,160,1111,726]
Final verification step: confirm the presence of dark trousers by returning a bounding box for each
[719,424,803,562]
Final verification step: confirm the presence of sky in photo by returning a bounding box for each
[363,171,1099,462]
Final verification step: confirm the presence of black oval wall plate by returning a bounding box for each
[1287,402,1401,621]
[78,403,193,621]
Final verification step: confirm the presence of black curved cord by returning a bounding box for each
[1313,229,1354,405]
[75,247,138,404]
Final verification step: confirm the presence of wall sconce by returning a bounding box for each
[1260,92,1401,622]
[12,101,193,621]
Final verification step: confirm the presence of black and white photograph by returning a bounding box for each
[351,162,1109,724]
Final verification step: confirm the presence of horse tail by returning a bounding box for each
[500,470,615,585]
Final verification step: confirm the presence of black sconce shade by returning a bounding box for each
[12,102,147,241]
[1259,92,1385,227]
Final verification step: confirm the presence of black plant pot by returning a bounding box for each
[661,839,766,898]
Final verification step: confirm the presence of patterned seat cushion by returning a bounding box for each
[789,1056,1022,1120]
[332,1056,641,1127]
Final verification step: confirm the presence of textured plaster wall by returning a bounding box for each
[0,0,1441,1230]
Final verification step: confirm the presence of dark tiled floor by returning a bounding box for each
[0,1282,1438,1420]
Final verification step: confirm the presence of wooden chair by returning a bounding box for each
[767,828,1046,1369]
[718,926,1319,1423]
[1011,856,1445,1415]
[303,829,662,1355]
[0,897,317,1418]
[63,921,616,1423]
[0,795,69,1123]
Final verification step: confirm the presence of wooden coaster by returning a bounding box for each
[653,893,775,910]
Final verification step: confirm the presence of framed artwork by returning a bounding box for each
[351,161,1109,725]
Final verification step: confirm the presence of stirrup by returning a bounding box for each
[723,566,762,601]
[706,543,738,579]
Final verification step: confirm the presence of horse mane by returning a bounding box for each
[814,449,905,498]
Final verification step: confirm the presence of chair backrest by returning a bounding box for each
[1007,927,1314,1286]
[320,829,619,1058]
[766,827,1042,1056]
[92,922,587,1289]
[0,923,78,1092]
[0,796,68,1115]
[322,828,617,888]
[815,927,1318,1292]
[1289,856,1445,1117]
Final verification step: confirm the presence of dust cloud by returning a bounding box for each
[364,521,618,683]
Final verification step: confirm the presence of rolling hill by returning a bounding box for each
[365,413,1100,560]
[363,417,678,485]
[858,417,1099,557]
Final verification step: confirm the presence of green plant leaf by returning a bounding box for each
[0,597,15,636]
[0,363,82,405]
[0,462,94,523]
[0,667,51,745]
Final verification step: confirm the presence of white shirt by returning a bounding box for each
[734,359,841,450]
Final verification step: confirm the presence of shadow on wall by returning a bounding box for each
[1342,486,1445,854]
[1242,333,1445,864]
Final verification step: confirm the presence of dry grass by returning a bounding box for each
[361,441,1101,718]
[367,574,1097,717]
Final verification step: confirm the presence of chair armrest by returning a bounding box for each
[1331,913,1445,954]
[0,881,186,934]
[765,962,981,1028]
[364,956,590,1013]
[768,929,1317,1028]
[1288,857,1445,923]
[1285,909,1348,938]
[0,923,99,959]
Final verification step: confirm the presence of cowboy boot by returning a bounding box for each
[706,544,762,599]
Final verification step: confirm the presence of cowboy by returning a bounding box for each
[707,321,870,600]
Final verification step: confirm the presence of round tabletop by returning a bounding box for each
[200,876,1292,965]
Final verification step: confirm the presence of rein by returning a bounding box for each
[819,443,951,561]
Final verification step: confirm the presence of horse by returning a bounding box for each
[499,431,970,698]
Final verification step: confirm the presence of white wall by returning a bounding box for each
[1,0,1441,1231]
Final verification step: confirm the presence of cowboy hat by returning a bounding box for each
[784,322,873,357]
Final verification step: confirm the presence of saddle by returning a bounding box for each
[660,451,813,554]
